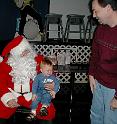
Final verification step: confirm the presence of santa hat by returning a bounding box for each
[0,35,32,61]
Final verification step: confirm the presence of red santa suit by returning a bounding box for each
[0,35,55,120]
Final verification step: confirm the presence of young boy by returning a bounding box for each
[26,57,60,121]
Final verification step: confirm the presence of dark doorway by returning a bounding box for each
[33,0,50,25]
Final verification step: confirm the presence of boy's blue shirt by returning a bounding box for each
[32,73,60,94]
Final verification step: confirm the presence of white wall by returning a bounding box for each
[50,0,90,29]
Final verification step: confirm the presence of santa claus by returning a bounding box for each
[0,35,55,123]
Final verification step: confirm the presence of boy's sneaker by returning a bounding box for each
[26,113,36,121]
[39,106,48,116]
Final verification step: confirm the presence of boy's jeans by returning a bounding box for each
[90,80,117,124]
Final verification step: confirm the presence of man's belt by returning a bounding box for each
[17,92,30,95]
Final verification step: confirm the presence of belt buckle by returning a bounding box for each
[18,92,29,95]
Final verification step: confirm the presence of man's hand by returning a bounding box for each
[44,81,54,91]
[89,75,96,93]
[7,99,20,108]
[110,97,117,110]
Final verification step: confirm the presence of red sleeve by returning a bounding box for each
[88,27,99,76]
[0,61,11,97]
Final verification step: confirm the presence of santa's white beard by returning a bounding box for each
[7,53,37,84]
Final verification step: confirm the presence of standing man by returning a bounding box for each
[88,0,117,124]
[14,0,44,36]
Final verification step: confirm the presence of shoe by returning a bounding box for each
[26,113,36,121]
[39,107,48,116]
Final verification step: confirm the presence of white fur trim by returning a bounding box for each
[1,92,17,107]
[8,88,21,98]
[10,37,32,57]
[14,84,22,93]
[23,92,32,101]
[0,56,3,62]
[14,83,30,93]
[22,80,30,92]
[9,87,32,101]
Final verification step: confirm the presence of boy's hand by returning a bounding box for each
[44,81,54,91]
[32,94,37,101]
[110,97,117,110]
[48,90,56,99]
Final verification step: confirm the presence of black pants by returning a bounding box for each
[0,119,6,124]
[38,120,53,124]
[0,119,12,124]
[19,5,44,35]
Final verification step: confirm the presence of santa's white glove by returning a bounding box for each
[0,56,3,62]
[23,92,32,101]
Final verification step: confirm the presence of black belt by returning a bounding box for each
[17,92,30,95]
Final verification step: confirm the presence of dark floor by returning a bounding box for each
[8,83,92,124]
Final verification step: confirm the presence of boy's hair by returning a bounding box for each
[97,0,117,10]
[40,57,53,68]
